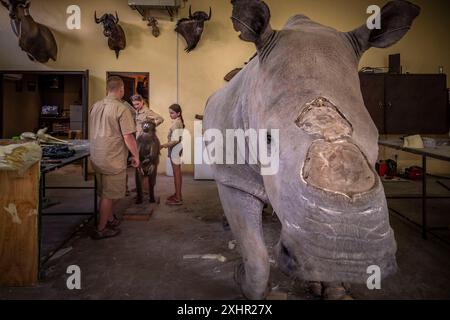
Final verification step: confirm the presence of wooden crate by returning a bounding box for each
[0,163,39,286]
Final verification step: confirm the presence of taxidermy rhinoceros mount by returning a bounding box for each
[204,0,420,300]
[1,0,57,63]
[95,11,126,59]
[175,6,212,53]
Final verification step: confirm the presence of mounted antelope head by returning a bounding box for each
[1,0,58,63]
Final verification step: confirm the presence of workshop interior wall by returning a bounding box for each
[63,75,82,113]
[2,75,41,138]
[0,0,448,173]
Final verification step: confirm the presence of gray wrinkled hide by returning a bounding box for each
[204,0,420,299]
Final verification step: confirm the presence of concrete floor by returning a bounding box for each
[0,166,449,300]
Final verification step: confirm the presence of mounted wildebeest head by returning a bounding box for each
[204,0,420,299]
[175,5,212,52]
[95,11,127,59]
[1,0,58,63]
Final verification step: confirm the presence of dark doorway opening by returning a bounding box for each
[106,72,149,106]
[0,70,89,139]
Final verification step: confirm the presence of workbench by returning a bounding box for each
[39,146,97,278]
[0,141,96,286]
[379,138,450,244]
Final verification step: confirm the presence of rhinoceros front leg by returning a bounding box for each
[217,183,269,300]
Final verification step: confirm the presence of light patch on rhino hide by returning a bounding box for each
[302,140,376,198]
[296,97,353,141]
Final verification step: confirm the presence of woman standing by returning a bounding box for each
[161,104,185,206]
[130,94,164,137]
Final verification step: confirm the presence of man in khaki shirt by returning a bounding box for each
[89,76,140,240]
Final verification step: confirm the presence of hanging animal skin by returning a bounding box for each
[1,0,57,63]
[95,11,126,59]
[175,6,212,53]
[147,17,160,38]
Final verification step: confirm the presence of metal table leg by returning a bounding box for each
[94,175,98,226]
[42,172,46,198]
[84,157,89,181]
[38,171,44,280]
[422,155,427,240]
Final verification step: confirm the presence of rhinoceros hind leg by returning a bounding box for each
[274,241,297,277]
[217,183,270,300]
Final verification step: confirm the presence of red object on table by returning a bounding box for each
[405,166,423,180]
[377,161,388,177]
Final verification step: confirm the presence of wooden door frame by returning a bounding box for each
[106,71,150,101]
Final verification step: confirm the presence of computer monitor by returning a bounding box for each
[41,105,60,117]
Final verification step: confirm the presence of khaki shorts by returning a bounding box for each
[95,170,127,200]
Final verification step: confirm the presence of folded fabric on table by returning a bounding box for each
[42,145,75,159]
[0,142,42,176]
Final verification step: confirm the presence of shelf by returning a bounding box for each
[40,117,70,121]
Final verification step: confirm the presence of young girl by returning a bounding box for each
[161,104,184,206]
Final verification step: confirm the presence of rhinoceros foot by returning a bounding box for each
[234,263,271,300]
[307,281,323,298]
[322,282,353,300]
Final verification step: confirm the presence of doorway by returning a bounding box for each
[0,70,89,139]
[106,72,149,105]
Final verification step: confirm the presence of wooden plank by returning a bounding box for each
[0,163,39,286]
[123,201,158,221]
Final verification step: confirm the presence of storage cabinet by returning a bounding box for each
[359,73,449,134]
[0,162,39,286]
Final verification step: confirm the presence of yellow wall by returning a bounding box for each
[0,0,449,173]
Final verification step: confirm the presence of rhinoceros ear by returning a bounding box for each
[231,0,271,45]
[347,0,420,57]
